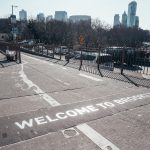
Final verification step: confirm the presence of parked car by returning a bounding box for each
[65,52,75,61]
[74,51,97,61]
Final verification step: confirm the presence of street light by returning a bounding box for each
[10,5,18,40]
[12,5,18,15]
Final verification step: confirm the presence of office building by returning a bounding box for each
[135,16,139,28]
[69,15,91,23]
[37,13,45,22]
[122,11,127,27]
[55,11,67,21]
[127,1,137,27]
[113,14,120,27]
[19,9,27,21]
[46,15,53,22]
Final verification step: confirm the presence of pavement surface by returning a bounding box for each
[0,53,5,60]
[0,53,150,150]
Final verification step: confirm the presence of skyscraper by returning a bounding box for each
[19,9,27,21]
[113,14,120,27]
[127,1,137,27]
[135,16,139,28]
[122,11,127,27]
[55,11,67,21]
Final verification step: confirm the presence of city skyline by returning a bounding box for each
[113,1,139,28]
[1,0,150,29]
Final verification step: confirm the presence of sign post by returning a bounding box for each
[79,35,85,70]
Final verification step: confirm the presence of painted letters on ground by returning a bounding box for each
[15,93,150,129]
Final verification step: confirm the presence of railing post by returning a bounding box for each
[121,47,125,74]
[79,47,83,70]
[52,45,55,58]
[18,44,21,63]
[47,44,48,56]
[97,46,100,71]
[59,46,62,60]
[42,44,43,55]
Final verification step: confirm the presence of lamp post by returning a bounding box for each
[11,5,21,63]
[12,5,18,15]
[11,5,18,41]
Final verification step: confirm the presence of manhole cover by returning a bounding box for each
[62,128,79,138]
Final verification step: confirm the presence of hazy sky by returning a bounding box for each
[1,0,150,29]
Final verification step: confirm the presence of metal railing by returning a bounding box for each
[21,44,150,75]
[20,43,150,87]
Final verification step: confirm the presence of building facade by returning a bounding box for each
[69,15,91,23]
[19,9,27,21]
[46,15,53,22]
[37,13,45,22]
[55,11,67,21]
[122,11,127,27]
[127,1,137,27]
[135,16,139,28]
[113,14,120,27]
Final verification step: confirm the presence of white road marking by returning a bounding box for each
[77,123,120,150]
[62,67,67,70]
[79,73,103,81]
[19,63,60,106]
[56,79,70,86]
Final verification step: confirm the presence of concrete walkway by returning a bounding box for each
[0,52,5,61]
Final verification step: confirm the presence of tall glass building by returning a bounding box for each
[135,16,139,28]
[122,11,127,27]
[113,14,120,27]
[127,1,137,27]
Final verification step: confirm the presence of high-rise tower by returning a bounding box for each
[122,11,127,27]
[127,1,137,27]
[19,9,27,21]
[135,16,139,28]
[113,14,120,27]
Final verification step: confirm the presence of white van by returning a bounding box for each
[55,46,68,54]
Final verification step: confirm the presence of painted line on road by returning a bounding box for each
[56,78,70,86]
[62,67,67,70]
[19,63,60,106]
[79,73,103,81]
[77,123,120,150]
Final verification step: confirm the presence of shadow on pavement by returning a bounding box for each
[0,60,18,68]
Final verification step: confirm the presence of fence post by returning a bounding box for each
[18,43,21,63]
[121,47,125,74]
[52,45,55,58]
[42,44,43,55]
[59,46,62,60]
[97,46,100,71]
[79,47,83,70]
[47,44,48,56]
